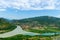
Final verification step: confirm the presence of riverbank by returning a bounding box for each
[0,26,40,38]
[0,25,60,39]
[0,34,60,40]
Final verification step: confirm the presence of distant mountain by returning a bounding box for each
[0,16,60,30]
[12,16,60,29]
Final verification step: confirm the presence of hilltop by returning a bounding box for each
[12,16,60,29]
[0,16,60,33]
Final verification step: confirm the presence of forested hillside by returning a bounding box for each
[0,16,60,33]
[12,16,60,29]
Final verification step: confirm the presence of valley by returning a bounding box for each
[0,16,60,40]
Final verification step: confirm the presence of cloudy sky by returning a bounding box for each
[0,0,60,19]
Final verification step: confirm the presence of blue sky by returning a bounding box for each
[0,0,60,19]
[0,9,60,19]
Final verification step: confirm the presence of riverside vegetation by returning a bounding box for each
[0,16,60,40]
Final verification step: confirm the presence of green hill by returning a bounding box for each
[12,16,60,28]
[0,16,60,33]
[0,18,16,33]
[12,16,60,33]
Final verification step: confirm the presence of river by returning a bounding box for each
[0,26,59,38]
[0,26,39,38]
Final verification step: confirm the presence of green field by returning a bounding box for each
[25,27,60,33]
[0,34,57,40]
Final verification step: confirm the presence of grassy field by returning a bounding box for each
[0,26,60,40]
[25,27,60,33]
[0,34,56,40]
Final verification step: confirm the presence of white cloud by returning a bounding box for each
[55,15,60,18]
[54,0,60,9]
[0,0,59,10]
[0,9,6,11]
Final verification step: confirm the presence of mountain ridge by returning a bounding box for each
[0,16,60,30]
[11,16,60,30]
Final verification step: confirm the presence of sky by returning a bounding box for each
[0,0,60,19]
